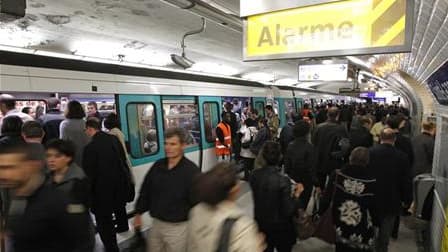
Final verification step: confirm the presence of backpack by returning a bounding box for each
[215,217,239,252]
[241,128,254,149]
[329,135,351,161]
[250,127,269,155]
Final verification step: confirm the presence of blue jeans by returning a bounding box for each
[375,215,397,252]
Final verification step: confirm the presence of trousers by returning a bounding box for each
[375,215,397,252]
[95,204,128,252]
[148,218,188,252]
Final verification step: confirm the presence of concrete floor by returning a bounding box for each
[294,227,417,252]
[97,180,417,252]
[238,181,417,252]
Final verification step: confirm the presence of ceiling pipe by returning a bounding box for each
[171,17,206,68]
[160,0,242,32]
[160,0,196,9]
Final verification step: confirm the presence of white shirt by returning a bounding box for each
[239,125,258,159]
[0,109,34,134]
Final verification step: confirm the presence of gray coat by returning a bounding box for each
[53,163,88,197]
[412,132,435,176]
[59,119,90,167]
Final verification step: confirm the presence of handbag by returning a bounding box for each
[312,172,339,244]
[241,129,253,149]
[296,209,316,240]
[123,229,146,252]
[313,205,336,244]
[111,135,136,203]
[216,217,239,252]
[296,188,320,240]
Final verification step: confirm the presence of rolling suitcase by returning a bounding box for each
[413,173,435,219]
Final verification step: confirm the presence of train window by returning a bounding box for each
[162,99,200,147]
[203,102,219,143]
[15,100,47,119]
[284,99,296,123]
[126,103,159,158]
[254,101,265,118]
[222,97,251,121]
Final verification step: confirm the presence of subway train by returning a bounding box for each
[0,61,361,215]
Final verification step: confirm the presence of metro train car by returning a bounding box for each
[0,62,358,215]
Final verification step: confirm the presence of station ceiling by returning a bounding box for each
[0,0,446,95]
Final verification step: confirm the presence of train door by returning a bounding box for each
[252,97,266,118]
[117,94,164,211]
[161,96,201,168]
[296,98,304,112]
[198,96,222,172]
[280,98,297,125]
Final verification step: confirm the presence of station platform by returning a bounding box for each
[93,181,417,252]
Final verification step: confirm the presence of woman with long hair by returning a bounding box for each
[59,100,89,166]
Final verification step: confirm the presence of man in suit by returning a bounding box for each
[369,128,413,252]
[83,118,133,252]
[386,114,414,238]
[38,97,65,143]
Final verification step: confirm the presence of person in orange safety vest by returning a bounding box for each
[215,112,232,161]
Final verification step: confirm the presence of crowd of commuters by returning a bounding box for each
[213,101,434,252]
[0,93,436,252]
[0,94,131,252]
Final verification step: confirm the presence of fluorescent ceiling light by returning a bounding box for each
[274,78,297,86]
[242,72,275,82]
[368,57,377,64]
[189,62,239,76]
[72,40,172,67]
[322,60,333,65]
[143,53,172,67]
[34,51,84,60]
[0,28,45,48]
[346,56,372,69]
[160,0,194,9]
[298,92,308,96]
[72,40,125,59]
[0,45,34,54]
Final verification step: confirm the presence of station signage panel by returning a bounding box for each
[243,0,414,61]
[298,62,348,81]
[240,0,341,17]
[339,88,361,97]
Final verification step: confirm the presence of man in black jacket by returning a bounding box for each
[134,128,200,252]
[386,114,414,238]
[38,97,65,143]
[412,121,435,176]
[387,115,414,165]
[83,118,131,252]
[250,141,302,252]
[284,120,314,209]
[312,107,347,190]
[87,101,102,120]
[369,128,413,252]
[279,113,301,157]
[348,116,373,150]
[0,143,94,252]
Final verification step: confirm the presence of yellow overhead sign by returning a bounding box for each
[244,0,413,61]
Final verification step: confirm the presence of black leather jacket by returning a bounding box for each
[284,137,314,186]
[250,165,299,232]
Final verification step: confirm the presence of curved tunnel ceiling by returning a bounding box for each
[0,0,298,80]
